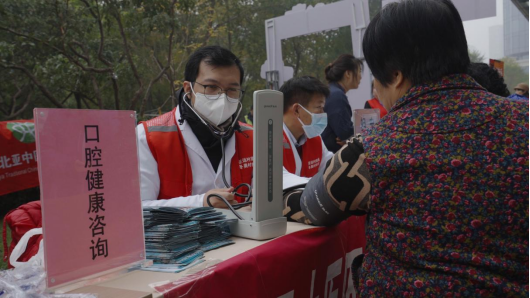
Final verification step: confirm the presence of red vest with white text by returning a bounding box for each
[142,108,253,202]
[282,130,322,178]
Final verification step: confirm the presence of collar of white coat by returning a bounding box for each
[175,106,190,131]
[283,122,307,147]
[174,107,237,172]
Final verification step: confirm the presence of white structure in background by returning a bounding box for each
[504,0,529,73]
[490,24,505,60]
[260,0,371,111]
[382,0,496,21]
[262,0,497,112]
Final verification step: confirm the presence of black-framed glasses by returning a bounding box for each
[194,82,244,101]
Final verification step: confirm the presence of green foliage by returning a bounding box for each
[502,57,529,92]
[0,0,382,120]
[469,48,486,63]
[368,0,382,19]
[282,26,354,81]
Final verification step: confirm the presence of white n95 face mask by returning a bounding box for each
[191,84,240,126]
[297,104,328,139]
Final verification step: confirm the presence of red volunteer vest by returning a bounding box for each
[282,130,322,178]
[367,98,388,118]
[142,108,253,202]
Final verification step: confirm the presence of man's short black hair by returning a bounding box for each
[280,76,330,114]
[184,46,244,84]
[362,0,470,86]
[467,63,510,97]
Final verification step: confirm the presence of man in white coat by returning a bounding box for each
[137,46,305,209]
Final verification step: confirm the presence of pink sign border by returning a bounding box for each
[34,108,146,290]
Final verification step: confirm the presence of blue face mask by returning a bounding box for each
[297,104,328,139]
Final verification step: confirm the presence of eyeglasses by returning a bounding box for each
[514,88,527,92]
[194,82,244,100]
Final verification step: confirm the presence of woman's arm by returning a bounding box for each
[283,137,371,226]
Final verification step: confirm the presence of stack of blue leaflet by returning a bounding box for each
[199,219,237,252]
[143,206,188,227]
[142,206,236,273]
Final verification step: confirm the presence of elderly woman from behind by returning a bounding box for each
[287,0,529,296]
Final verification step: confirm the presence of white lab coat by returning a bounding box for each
[282,123,334,177]
[137,107,308,207]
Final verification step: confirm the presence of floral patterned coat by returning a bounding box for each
[360,75,529,297]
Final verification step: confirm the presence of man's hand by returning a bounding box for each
[203,187,237,208]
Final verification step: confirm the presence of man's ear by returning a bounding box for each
[291,103,301,117]
[183,81,195,105]
[183,81,192,94]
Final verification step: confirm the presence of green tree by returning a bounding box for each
[368,0,382,19]
[0,0,204,120]
[502,57,529,92]
[469,48,486,63]
[0,0,377,121]
[282,26,354,80]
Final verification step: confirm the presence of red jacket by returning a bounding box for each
[282,130,322,178]
[142,108,253,202]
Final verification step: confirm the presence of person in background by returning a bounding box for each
[280,76,333,179]
[291,0,529,296]
[507,82,529,101]
[467,62,510,97]
[364,80,388,118]
[321,54,363,153]
[244,105,253,126]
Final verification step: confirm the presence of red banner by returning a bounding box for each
[0,120,39,196]
[155,216,366,298]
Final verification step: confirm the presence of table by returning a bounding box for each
[68,216,366,298]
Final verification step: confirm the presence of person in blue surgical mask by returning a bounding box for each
[280,76,334,179]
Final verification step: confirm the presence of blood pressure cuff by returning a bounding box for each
[283,189,311,225]
[299,137,371,226]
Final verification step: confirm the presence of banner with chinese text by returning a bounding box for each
[0,120,39,196]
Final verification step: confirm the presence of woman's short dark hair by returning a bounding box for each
[280,76,330,114]
[467,63,510,97]
[184,46,244,84]
[362,0,470,86]
[324,54,363,83]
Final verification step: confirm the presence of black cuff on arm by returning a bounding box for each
[300,137,371,226]
[283,189,312,225]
